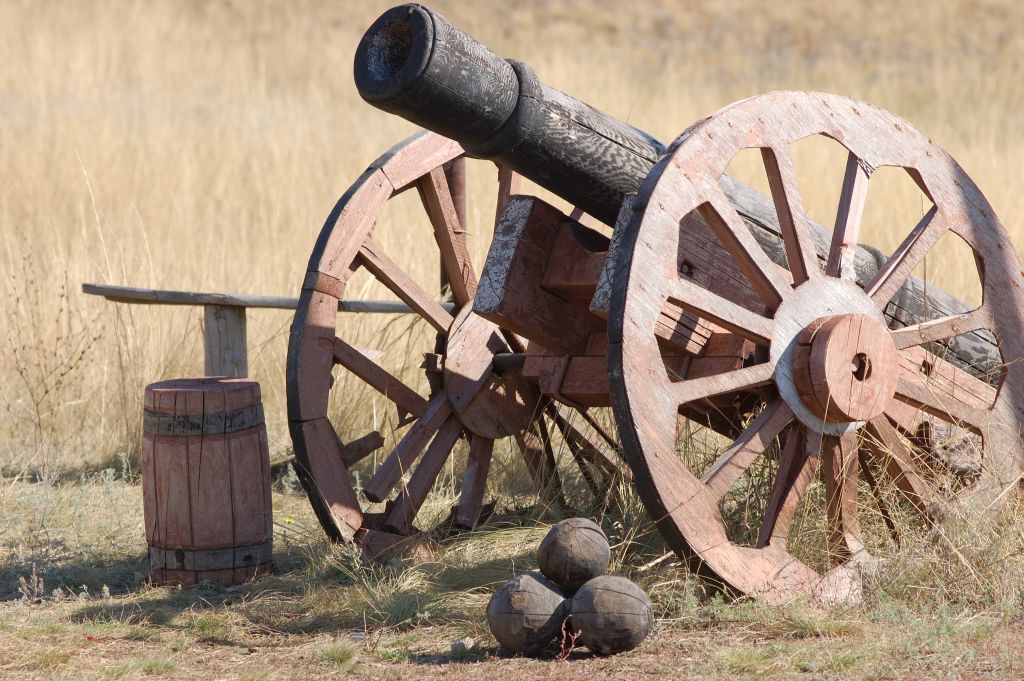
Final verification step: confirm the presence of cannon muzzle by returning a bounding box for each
[355,3,664,225]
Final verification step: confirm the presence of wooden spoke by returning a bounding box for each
[756,426,818,548]
[863,415,944,519]
[418,166,477,305]
[333,337,428,419]
[515,419,567,511]
[383,416,465,535]
[362,393,452,503]
[675,361,775,406]
[761,146,820,285]
[340,431,386,468]
[494,163,522,231]
[858,449,900,546]
[826,152,870,279]
[700,188,791,310]
[702,400,794,497]
[550,404,624,480]
[893,346,996,431]
[819,432,865,559]
[548,407,606,500]
[667,275,774,346]
[456,435,495,528]
[358,240,455,333]
[866,206,944,307]
[891,307,991,350]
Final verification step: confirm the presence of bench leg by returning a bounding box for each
[204,305,248,377]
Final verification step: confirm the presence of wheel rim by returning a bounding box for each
[608,92,1024,602]
[288,131,621,546]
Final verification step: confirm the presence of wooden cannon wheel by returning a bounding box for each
[607,91,1024,602]
[287,131,620,551]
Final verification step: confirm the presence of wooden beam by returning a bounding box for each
[203,305,247,378]
[82,283,448,314]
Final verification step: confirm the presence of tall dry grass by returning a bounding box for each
[1,0,1023,478]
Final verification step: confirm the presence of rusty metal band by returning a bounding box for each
[148,540,273,571]
[143,403,264,437]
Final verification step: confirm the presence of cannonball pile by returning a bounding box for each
[486,517,654,657]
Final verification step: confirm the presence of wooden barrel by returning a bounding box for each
[141,377,273,585]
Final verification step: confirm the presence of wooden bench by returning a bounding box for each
[82,283,439,378]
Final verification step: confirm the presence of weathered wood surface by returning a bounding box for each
[203,304,247,377]
[82,282,435,314]
[354,4,1000,377]
[606,91,1024,604]
[143,378,273,585]
[286,133,621,545]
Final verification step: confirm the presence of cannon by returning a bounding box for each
[287,4,1024,602]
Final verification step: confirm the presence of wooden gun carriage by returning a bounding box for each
[287,4,1024,602]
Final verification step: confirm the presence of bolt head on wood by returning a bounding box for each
[538,517,611,590]
[486,572,568,656]
[569,575,653,655]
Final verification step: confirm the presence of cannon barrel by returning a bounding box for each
[355,3,662,226]
[354,4,999,378]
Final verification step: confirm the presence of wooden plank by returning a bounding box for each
[383,417,464,535]
[456,435,495,527]
[187,388,233,549]
[229,425,272,547]
[203,305,248,377]
[539,220,610,300]
[358,240,455,334]
[475,196,597,355]
[83,283,439,314]
[332,336,428,419]
[418,166,477,306]
[362,393,453,503]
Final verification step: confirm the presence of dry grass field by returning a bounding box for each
[4,0,1024,678]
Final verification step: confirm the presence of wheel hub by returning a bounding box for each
[771,277,889,435]
[792,313,899,423]
[444,308,539,439]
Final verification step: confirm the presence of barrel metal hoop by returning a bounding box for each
[143,403,265,436]
[148,540,273,571]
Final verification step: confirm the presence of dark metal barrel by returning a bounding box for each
[355,3,663,226]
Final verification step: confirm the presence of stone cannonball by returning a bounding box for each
[569,575,653,655]
[486,572,568,655]
[538,517,611,590]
